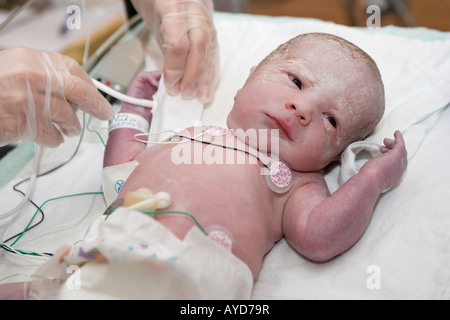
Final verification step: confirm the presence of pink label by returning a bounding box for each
[270,162,292,188]
[208,230,233,252]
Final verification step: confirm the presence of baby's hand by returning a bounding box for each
[362,130,408,192]
[119,71,162,126]
[103,71,162,168]
[121,71,162,111]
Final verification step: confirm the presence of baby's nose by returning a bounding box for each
[285,102,312,126]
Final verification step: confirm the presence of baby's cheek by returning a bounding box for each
[227,108,247,130]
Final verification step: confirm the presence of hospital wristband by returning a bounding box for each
[109,113,150,133]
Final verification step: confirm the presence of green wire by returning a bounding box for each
[0,243,52,257]
[142,210,208,236]
[9,191,208,258]
[105,208,208,236]
[86,115,106,147]
[10,192,103,247]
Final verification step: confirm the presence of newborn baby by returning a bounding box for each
[103,32,407,282]
[3,32,407,300]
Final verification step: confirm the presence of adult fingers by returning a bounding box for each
[51,52,114,120]
[63,74,114,120]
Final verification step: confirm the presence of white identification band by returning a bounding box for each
[109,113,150,133]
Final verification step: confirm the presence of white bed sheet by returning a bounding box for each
[1,13,449,299]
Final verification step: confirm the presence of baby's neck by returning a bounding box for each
[200,125,294,193]
[226,125,283,164]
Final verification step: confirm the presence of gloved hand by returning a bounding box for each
[0,47,114,148]
[131,0,219,103]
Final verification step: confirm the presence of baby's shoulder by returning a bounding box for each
[290,169,329,193]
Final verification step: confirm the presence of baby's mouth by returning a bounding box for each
[264,114,293,141]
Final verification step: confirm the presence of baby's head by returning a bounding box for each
[227,32,385,171]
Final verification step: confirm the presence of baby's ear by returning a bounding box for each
[249,66,256,75]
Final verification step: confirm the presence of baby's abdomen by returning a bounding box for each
[119,145,279,277]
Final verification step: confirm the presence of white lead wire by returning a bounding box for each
[91,78,155,109]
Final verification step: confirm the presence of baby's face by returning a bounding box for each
[227,38,376,172]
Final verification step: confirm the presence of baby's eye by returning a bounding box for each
[289,74,302,90]
[325,114,337,128]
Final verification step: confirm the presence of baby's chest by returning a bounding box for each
[134,125,295,207]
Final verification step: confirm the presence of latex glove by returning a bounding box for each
[0,47,114,148]
[131,0,219,103]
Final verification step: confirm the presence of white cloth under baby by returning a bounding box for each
[28,208,253,300]
[149,75,205,144]
[338,141,382,186]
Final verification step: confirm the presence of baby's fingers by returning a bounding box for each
[393,130,408,162]
[380,138,394,153]
[380,131,406,154]
[383,137,395,148]
[394,130,405,145]
[386,130,408,169]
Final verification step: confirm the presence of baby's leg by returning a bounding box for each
[103,71,162,168]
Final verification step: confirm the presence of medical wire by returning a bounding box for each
[133,130,208,144]
[0,0,91,221]
[0,190,104,259]
[0,144,40,220]
[8,191,103,247]
[86,115,106,147]
[2,188,44,244]
[144,211,208,236]
[0,243,53,260]
[0,0,36,32]
[0,8,195,259]
[2,194,207,259]
[104,209,208,236]
[91,78,155,108]
[1,92,126,256]
[2,185,102,258]
[82,14,143,71]
[81,0,90,66]
[0,113,87,246]
[0,1,132,259]
[172,134,272,171]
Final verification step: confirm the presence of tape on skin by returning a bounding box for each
[265,161,293,193]
[109,113,150,133]
[209,231,233,252]
[206,225,234,252]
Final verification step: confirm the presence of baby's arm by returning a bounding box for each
[283,131,407,262]
[103,71,161,168]
[0,282,26,300]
